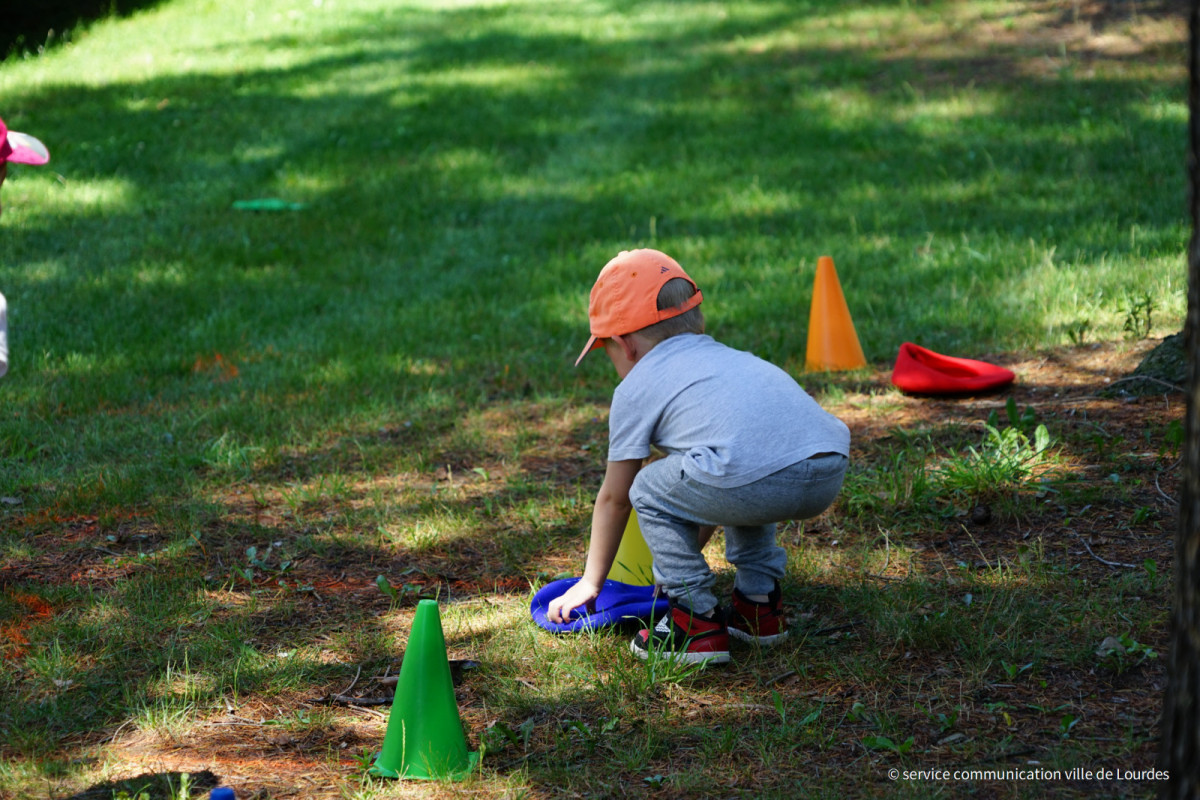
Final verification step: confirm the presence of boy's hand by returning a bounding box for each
[546,579,602,624]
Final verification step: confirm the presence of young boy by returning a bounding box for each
[546,248,850,665]
[0,116,52,378]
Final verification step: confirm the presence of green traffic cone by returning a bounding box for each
[370,599,478,780]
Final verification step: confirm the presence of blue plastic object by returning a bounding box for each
[210,788,235,800]
[530,578,668,633]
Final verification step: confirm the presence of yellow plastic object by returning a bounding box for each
[371,600,478,780]
[805,255,867,372]
[606,510,655,586]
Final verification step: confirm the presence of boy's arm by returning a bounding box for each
[546,459,641,623]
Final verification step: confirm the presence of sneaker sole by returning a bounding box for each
[629,640,731,665]
[728,627,788,646]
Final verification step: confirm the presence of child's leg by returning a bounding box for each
[719,454,848,594]
[724,523,785,599]
[628,455,721,616]
[630,453,848,615]
[723,455,847,643]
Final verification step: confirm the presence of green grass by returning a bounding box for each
[0,0,1185,514]
[0,0,1185,797]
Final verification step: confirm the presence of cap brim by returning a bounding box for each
[573,334,600,367]
[5,131,50,165]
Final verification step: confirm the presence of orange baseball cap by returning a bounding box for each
[575,248,703,366]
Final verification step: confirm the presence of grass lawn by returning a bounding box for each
[0,0,1189,797]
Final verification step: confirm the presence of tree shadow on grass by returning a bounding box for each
[2,0,171,59]
[0,0,1184,381]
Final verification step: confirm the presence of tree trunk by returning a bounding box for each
[1159,1,1200,796]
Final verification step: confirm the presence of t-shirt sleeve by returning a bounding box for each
[606,384,654,463]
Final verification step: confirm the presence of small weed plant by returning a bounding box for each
[938,419,1054,500]
[1122,290,1156,339]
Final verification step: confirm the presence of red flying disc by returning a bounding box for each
[891,342,1015,395]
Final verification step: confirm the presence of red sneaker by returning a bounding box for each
[727,584,788,645]
[630,601,730,666]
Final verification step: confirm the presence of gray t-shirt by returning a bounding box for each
[608,334,850,488]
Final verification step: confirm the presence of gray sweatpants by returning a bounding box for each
[628,453,848,615]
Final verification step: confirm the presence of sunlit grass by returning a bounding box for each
[0,0,1184,796]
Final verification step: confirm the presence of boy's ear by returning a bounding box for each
[612,334,640,362]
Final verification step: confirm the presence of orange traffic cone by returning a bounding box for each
[805,256,867,372]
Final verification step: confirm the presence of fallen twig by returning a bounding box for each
[340,665,362,697]
[1155,473,1179,507]
[226,714,266,725]
[866,530,912,581]
[1075,534,1137,569]
[309,693,393,707]
[766,670,796,686]
[343,704,387,719]
[369,659,479,688]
